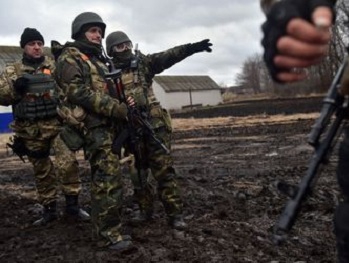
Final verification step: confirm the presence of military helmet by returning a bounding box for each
[106,31,131,56]
[71,12,106,39]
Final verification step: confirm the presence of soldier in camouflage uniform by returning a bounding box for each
[106,31,213,230]
[54,12,134,251]
[0,28,89,225]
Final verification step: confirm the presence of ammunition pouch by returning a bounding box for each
[121,72,147,107]
[60,125,85,151]
[57,105,107,130]
[83,113,108,129]
[150,105,172,132]
[57,105,86,129]
[13,73,58,121]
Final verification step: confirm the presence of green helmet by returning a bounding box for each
[106,31,131,56]
[71,12,106,40]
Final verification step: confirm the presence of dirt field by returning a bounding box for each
[0,96,341,262]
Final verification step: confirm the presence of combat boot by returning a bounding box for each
[33,201,58,226]
[169,214,187,231]
[130,209,154,224]
[108,237,134,252]
[65,195,90,221]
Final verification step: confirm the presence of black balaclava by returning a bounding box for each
[111,50,133,69]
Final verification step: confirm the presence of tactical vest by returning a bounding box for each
[13,67,58,121]
[123,53,161,108]
[78,52,108,93]
[121,70,147,108]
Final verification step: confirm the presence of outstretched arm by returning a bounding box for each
[147,39,213,76]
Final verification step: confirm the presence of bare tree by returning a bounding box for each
[235,53,263,94]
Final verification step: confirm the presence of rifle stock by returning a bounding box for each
[273,58,349,244]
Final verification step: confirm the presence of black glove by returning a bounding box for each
[190,39,213,53]
[13,75,30,93]
[261,0,336,82]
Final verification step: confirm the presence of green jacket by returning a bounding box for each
[55,41,126,129]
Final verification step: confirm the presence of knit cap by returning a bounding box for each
[20,28,44,48]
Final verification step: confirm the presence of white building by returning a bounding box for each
[152,75,222,110]
[0,106,12,133]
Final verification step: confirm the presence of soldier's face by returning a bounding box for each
[85,26,102,44]
[24,41,44,59]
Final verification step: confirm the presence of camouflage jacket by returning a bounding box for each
[113,43,196,107]
[0,56,61,139]
[55,41,125,129]
[0,56,55,105]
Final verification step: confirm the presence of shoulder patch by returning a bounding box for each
[4,63,19,80]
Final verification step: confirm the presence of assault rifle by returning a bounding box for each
[105,48,169,186]
[273,59,349,244]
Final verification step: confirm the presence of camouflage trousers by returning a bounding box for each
[129,124,184,218]
[84,126,124,247]
[24,133,81,206]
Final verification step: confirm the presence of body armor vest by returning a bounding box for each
[13,72,58,121]
[121,70,148,108]
[123,53,160,108]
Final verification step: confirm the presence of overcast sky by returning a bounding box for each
[0,0,265,86]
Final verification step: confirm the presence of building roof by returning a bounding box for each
[0,46,22,71]
[153,75,220,93]
[0,45,52,71]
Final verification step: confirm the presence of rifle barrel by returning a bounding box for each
[274,111,345,244]
[308,60,347,146]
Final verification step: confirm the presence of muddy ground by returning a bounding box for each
[0,96,341,262]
